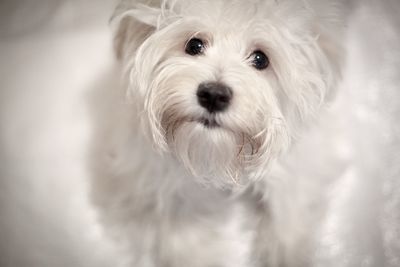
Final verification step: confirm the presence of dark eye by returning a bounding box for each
[250,50,269,70]
[185,38,205,56]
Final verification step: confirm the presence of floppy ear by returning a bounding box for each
[112,4,161,60]
[313,2,348,101]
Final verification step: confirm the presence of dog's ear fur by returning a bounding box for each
[112,4,161,60]
[313,1,349,101]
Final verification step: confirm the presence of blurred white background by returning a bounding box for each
[0,1,399,267]
[0,1,122,266]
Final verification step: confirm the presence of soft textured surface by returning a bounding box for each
[0,1,399,266]
[0,1,122,266]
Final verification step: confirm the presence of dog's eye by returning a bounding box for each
[250,50,269,70]
[185,38,205,56]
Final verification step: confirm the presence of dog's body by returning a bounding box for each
[91,1,347,266]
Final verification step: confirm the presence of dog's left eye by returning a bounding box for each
[185,38,205,56]
[250,50,269,70]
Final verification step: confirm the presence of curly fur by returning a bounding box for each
[91,1,346,266]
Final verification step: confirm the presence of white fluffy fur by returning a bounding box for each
[91,1,346,266]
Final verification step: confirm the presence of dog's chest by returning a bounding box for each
[161,184,258,267]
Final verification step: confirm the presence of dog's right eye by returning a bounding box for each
[250,50,269,70]
[185,38,205,56]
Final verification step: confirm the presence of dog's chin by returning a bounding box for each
[155,110,289,188]
[166,119,248,188]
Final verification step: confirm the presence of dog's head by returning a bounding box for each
[113,0,344,188]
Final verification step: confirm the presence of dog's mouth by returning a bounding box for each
[198,116,220,128]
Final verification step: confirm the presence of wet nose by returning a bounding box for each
[196,82,233,113]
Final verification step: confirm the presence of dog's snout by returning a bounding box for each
[196,82,233,113]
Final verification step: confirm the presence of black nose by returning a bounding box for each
[196,82,233,113]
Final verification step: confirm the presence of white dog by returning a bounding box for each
[90,0,346,266]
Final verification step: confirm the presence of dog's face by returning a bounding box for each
[114,0,343,188]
